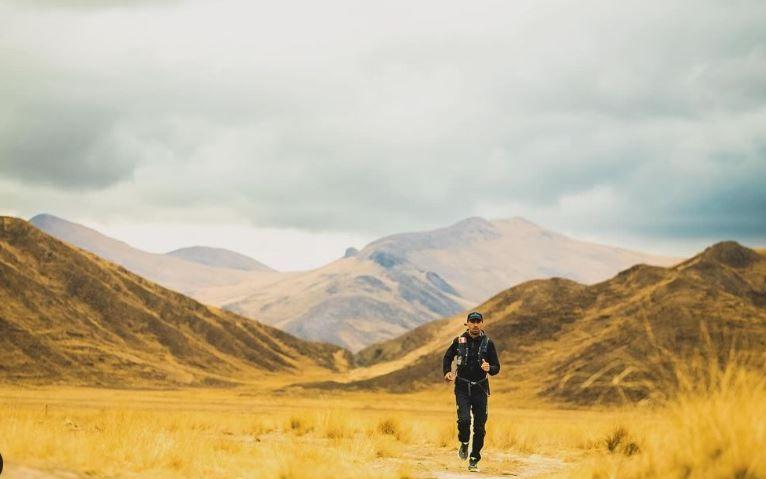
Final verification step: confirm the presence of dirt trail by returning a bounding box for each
[7,445,568,479]
[419,450,566,478]
[4,465,82,478]
[374,444,568,479]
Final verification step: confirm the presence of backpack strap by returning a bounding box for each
[478,334,489,364]
[455,335,468,366]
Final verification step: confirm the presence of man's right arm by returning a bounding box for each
[442,339,457,375]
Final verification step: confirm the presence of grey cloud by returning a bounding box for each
[0,99,140,189]
[1,0,765,244]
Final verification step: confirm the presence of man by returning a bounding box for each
[443,311,501,473]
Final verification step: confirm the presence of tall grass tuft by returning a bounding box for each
[565,357,766,478]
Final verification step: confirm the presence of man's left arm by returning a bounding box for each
[487,340,500,376]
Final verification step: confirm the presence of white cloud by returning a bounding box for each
[1,0,765,263]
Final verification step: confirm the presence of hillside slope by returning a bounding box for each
[224,217,679,351]
[0,216,347,387]
[334,241,766,404]
[32,214,679,351]
[29,214,283,297]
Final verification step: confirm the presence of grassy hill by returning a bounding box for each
[33,214,678,352]
[0,216,349,387]
[325,241,766,404]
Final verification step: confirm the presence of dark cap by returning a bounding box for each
[466,311,483,323]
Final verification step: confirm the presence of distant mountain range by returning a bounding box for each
[320,242,766,404]
[223,217,680,351]
[28,214,282,296]
[30,214,679,351]
[167,245,275,272]
[0,216,347,386]
[5,214,764,405]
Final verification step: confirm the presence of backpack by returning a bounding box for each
[455,332,489,370]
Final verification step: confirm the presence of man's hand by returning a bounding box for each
[444,371,455,382]
[481,360,490,372]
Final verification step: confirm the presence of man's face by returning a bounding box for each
[467,319,483,336]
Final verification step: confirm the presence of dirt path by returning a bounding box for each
[6,445,568,479]
[419,451,565,478]
[3,465,82,479]
[7,452,567,479]
[371,444,568,479]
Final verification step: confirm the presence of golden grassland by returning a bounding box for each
[557,365,766,479]
[1,363,764,479]
[0,384,631,478]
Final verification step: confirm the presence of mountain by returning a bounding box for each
[325,241,766,404]
[166,246,274,272]
[357,216,677,301]
[28,214,282,297]
[222,217,679,351]
[221,254,471,353]
[0,216,348,386]
[31,214,679,352]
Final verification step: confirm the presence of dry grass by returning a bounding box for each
[2,360,764,479]
[0,386,618,478]
[556,362,766,479]
[0,397,418,478]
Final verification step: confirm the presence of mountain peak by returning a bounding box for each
[444,216,500,240]
[696,241,762,269]
[509,215,542,226]
[29,213,66,227]
[491,216,545,231]
[1,216,35,235]
[166,246,274,272]
[451,216,492,229]
[2,215,27,226]
[29,213,137,253]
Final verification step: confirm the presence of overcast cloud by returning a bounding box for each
[1,0,765,268]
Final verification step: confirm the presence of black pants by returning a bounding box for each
[455,383,488,460]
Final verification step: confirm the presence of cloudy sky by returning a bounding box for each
[2,0,765,270]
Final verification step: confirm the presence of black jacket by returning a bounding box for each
[442,330,500,392]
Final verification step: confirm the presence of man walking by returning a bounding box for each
[443,311,501,472]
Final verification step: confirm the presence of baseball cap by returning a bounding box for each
[466,311,483,323]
